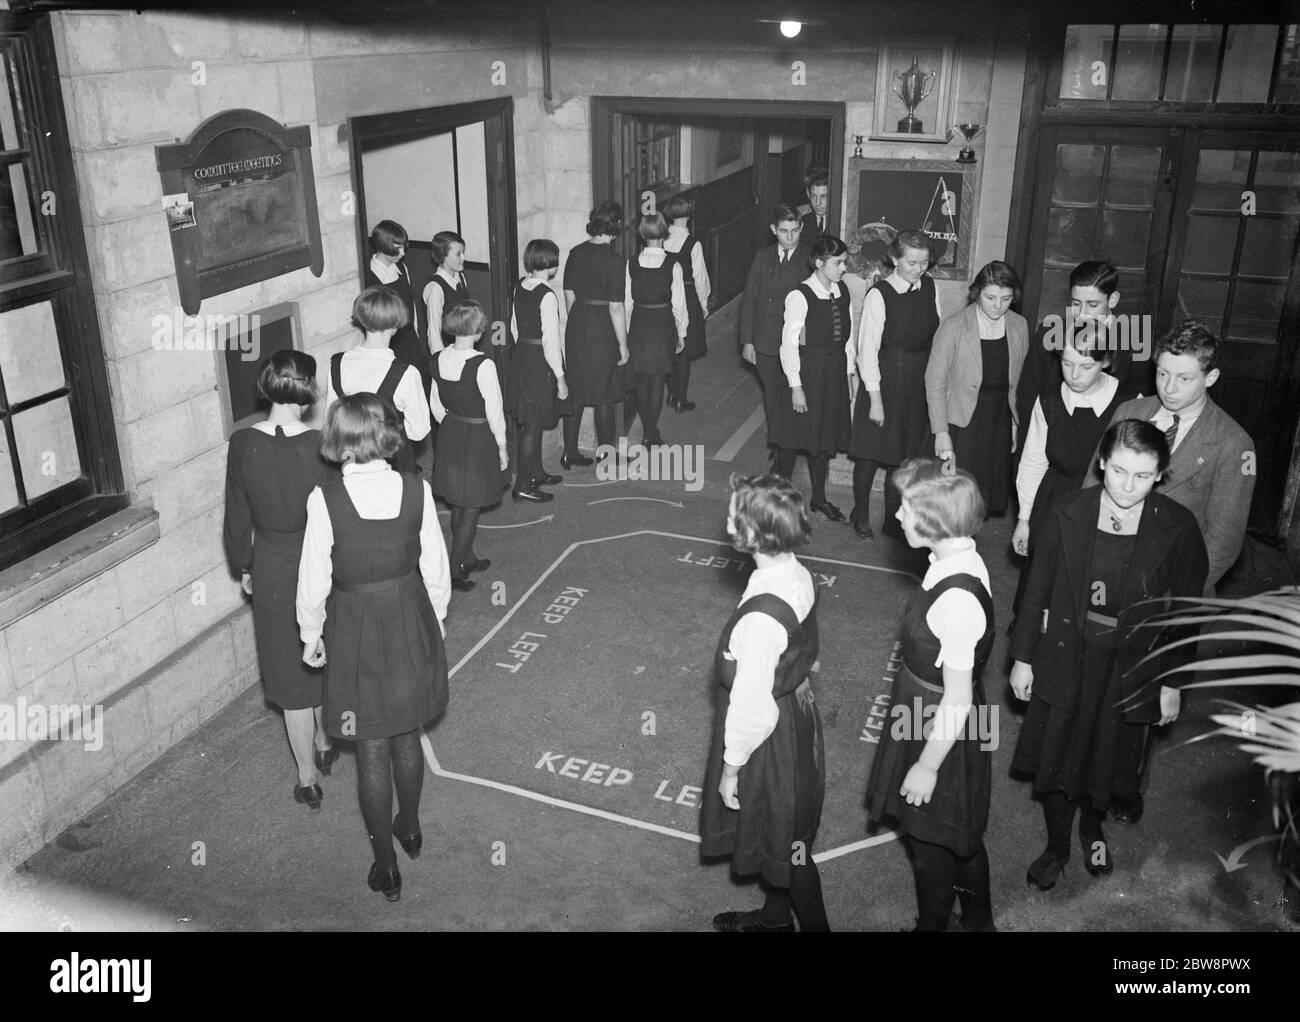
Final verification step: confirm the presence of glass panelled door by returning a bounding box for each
[1161,133,1300,529]
[1022,125,1178,359]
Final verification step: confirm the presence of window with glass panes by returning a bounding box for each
[0,15,124,571]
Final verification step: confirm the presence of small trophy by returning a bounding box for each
[894,53,936,134]
[853,135,864,158]
[955,123,983,163]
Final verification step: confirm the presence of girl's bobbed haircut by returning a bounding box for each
[638,211,669,242]
[587,201,624,238]
[1063,316,1115,366]
[443,299,490,339]
[431,230,466,266]
[808,234,848,272]
[728,472,811,554]
[320,392,404,465]
[967,260,1023,306]
[369,220,407,257]
[524,238,560,273]
[352,285,409,332]
[256,348,318,406]
[889,229,934,262]
[1099,417,1171,475]
[892,457,986,540]
[662,194,694,221]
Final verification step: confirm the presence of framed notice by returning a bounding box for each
[156,109,324,314]
[844,157,975,280]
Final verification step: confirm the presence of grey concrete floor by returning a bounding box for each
[4,300,1297,932]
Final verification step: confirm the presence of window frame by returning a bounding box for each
[0,13,126,571]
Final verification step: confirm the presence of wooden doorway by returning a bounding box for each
[348,98,518,346]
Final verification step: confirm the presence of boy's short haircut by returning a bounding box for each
[1155,318,1219,373]
[772,203,802,227]
[1069,260,1120,296]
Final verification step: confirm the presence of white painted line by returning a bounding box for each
[714,403,766,463]
[427,528,909,858]
[420,732,701,844]
[479,515,554,530]
[563,479,619,487]
[587,496,684,508]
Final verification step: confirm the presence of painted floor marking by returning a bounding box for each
[713,403,766,463]
[423,528,911,861]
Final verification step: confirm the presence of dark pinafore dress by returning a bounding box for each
[700,593,823,889]
[627,257,676,377]
[669,235,707,361]
[850,276,940,465]
[432,352,502,509]
[430,272,471,348]
[506,281,561,429]
[950,333,1012,514]
[563,241,631,406]
[366,261,428,394]
[772,282,852,456]
[1011,530,1146,810]
[330,352,418,476]
[320,474,448,740]
[1011,379,1136,616]
[865,574,995,856]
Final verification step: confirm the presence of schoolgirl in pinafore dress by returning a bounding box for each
[773,236,853,520]
[864,460,996,931]
[364,220,427,393]
[329,352,419,475]
[507,241,566,500]
[625,215,688,446]
[701,474,830,933]
[663,195,710,412]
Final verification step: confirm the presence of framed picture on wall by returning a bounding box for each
[844,157,976,280]
[871,39,956,143]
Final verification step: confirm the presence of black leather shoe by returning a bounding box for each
[533,473,562,487]
[367,863,402,902]
[1026,850,1067,891]
[712,910,795,933]
[293,783,322,811]
[851,512,874,539]
[1082,838,1114,878]
[451,575,475,593]
[560,452,593,469]
[461,558,491,575]
[1109,795,1144,825]
[809,500,846,522]
[674,400,696,412]
[313,746,338,777]
[394,819,422,860]
[512,487,553,503]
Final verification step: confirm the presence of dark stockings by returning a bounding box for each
[449,505,482,577]
[852,460,901,531]
[1042,790,1106,859]
[667,353,692,405]
[757,859,831,932]
[904,835,994,932]
[623,374,667,444]
[516,422,542,488]
[563,404,616,456]
[356,729,425,871]
[774,449,830,505]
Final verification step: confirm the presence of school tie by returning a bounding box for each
[1164,413,1180,451]
[830,288,843,342]
[817,216,824,233]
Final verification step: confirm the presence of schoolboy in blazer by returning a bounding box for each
[1084,320,1253,593]
[740,204,812,449]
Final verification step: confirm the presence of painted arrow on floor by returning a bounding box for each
[479,515,555,530]
[586,497,684,509]
[1216,833,1283,873]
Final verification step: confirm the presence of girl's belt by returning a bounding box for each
[518,337,544,346]
[447,412,488,424]
[580,299,611,306]
[636,302,669,309]
[334,568,418,594]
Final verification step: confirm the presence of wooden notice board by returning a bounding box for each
[843,157,976,280]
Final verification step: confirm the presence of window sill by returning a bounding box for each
[0,505,160,631]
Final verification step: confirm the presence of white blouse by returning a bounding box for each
[325,346,431,442]
[428,347,507,454]
[625,248,690,341]
[921,540,990,672]
[856,271,943,390]
[779,274,858,389]
[296,460,451,644]
[510,278,566,382]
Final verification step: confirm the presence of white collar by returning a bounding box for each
[974,305,1006,336]
[342,460,392,477]
[667,224,689,236]
[1155,393,1207,425]
[886,271,920,294]
[253,419,310,436]
[800,274,839,299]
[922,539,988,592]
[369,255,401,285]
[1060,373,1118,412]
[436,266,463,286]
